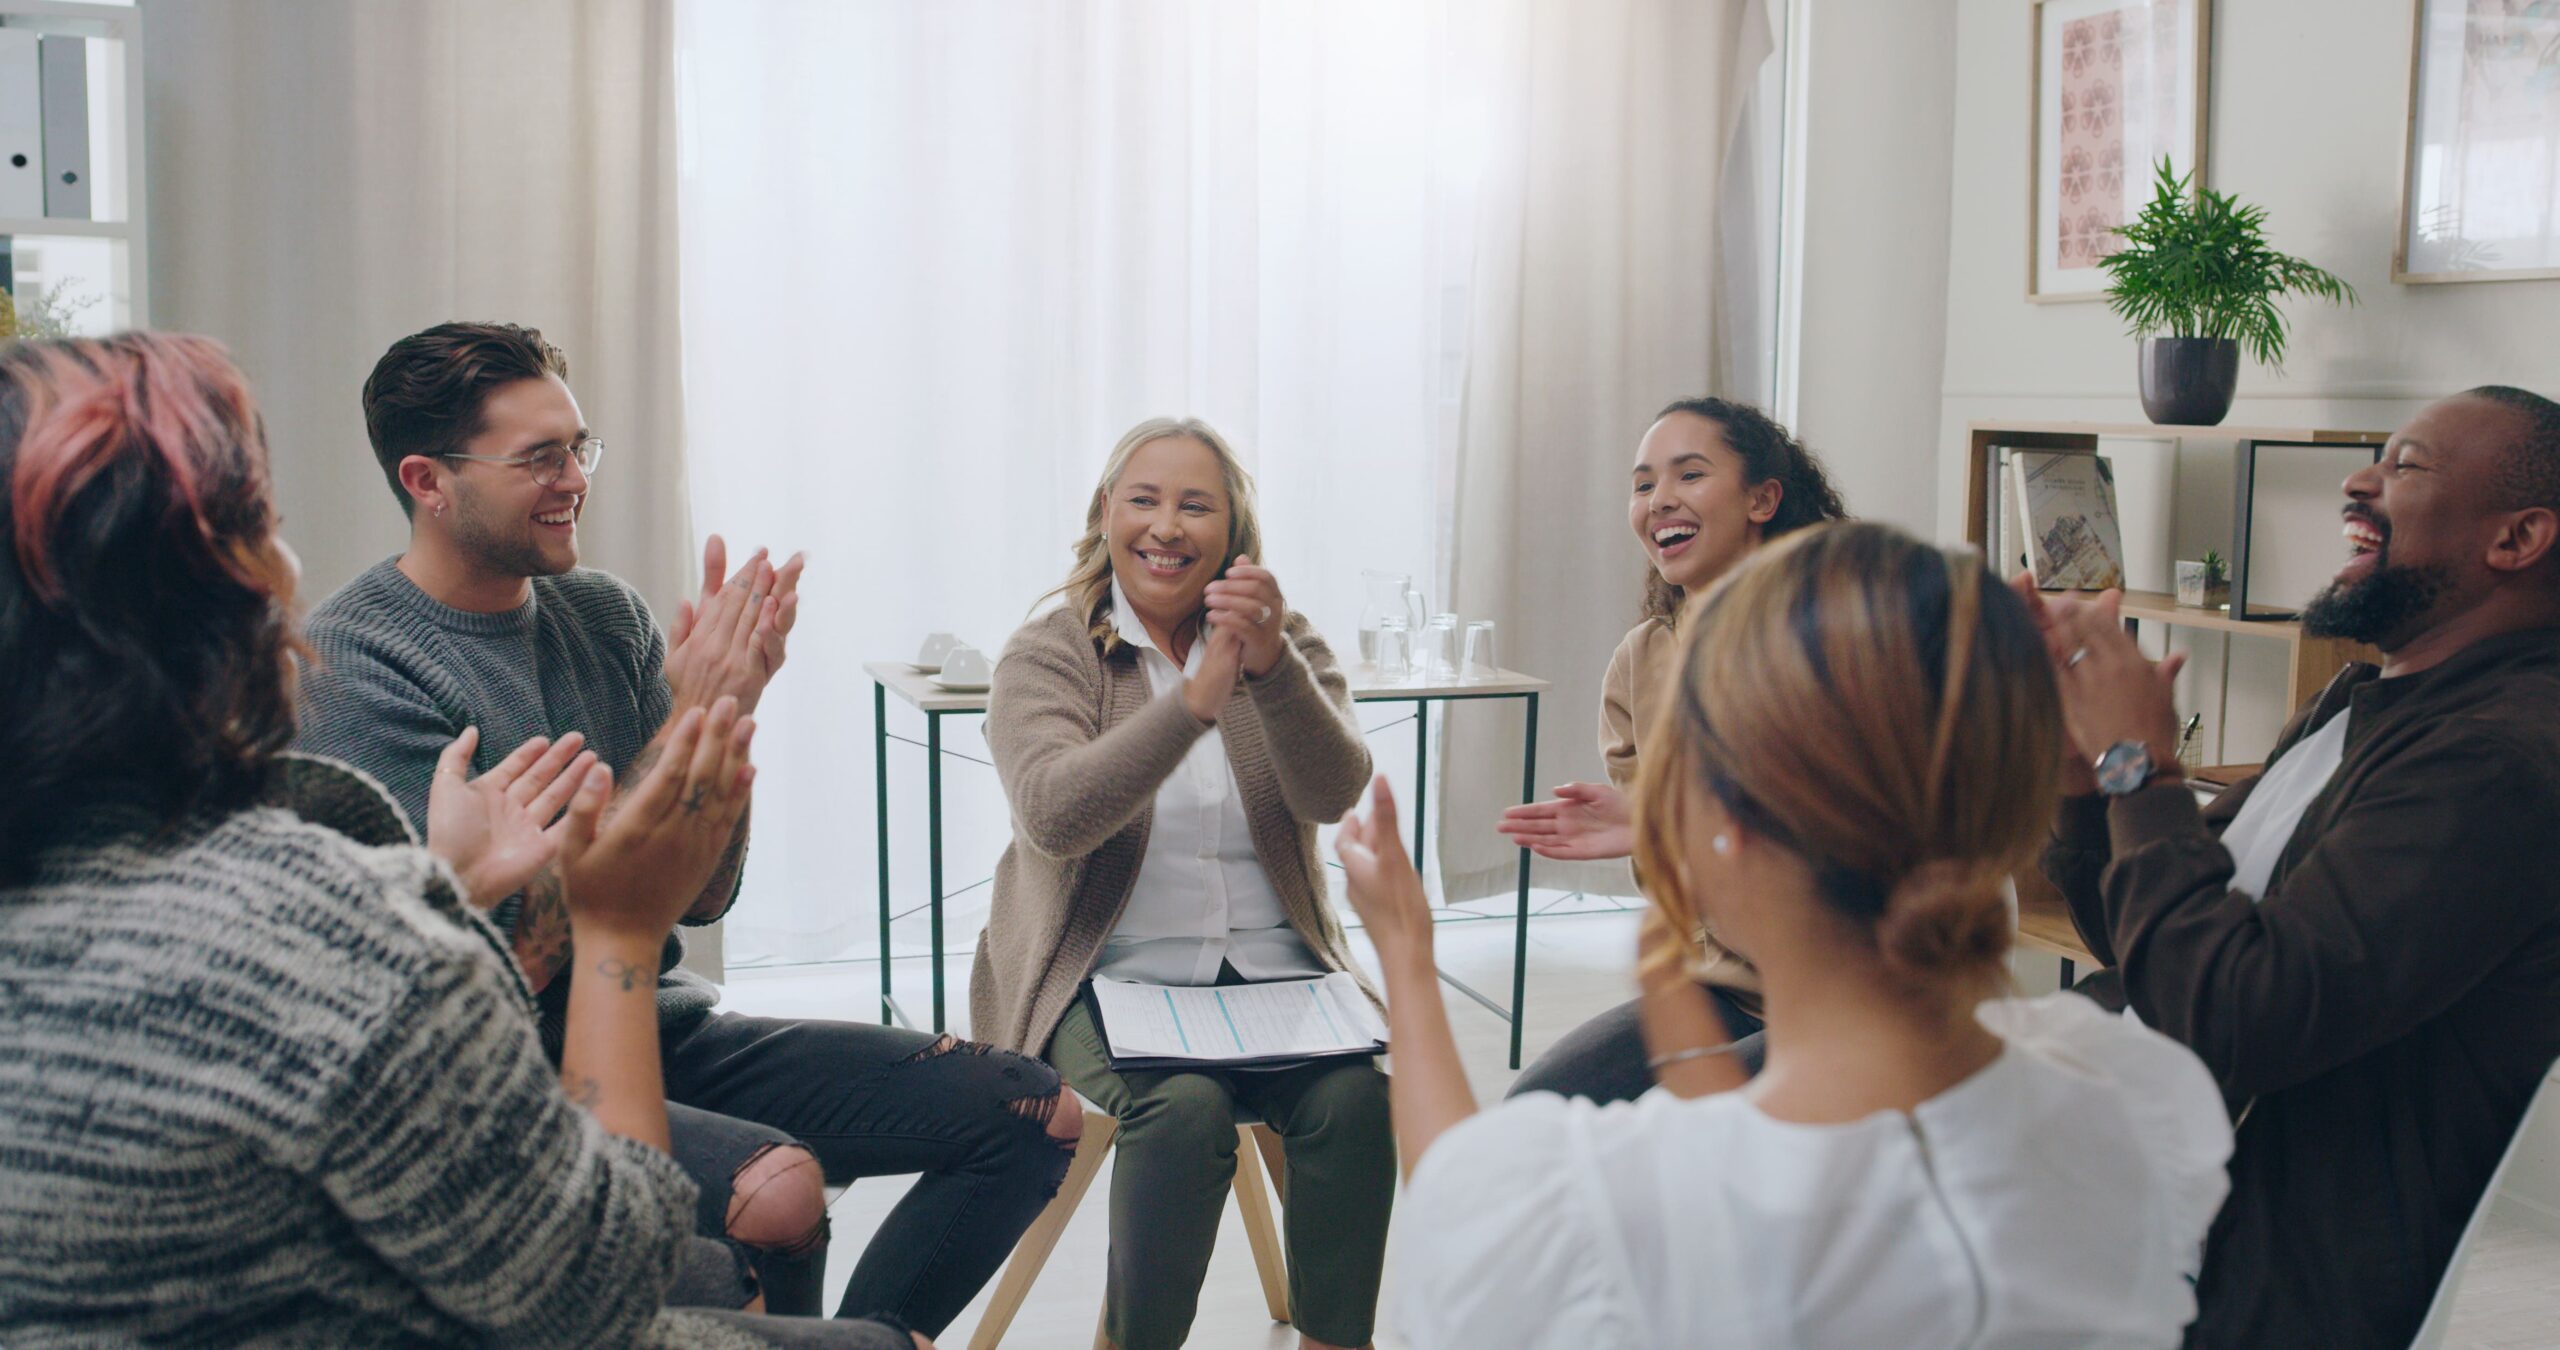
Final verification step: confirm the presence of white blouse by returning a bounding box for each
[1394,993,2232,1350]
[1092,580,1324,986]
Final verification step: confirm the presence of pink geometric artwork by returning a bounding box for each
[2054,0,2184,270]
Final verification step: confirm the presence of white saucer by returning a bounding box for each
[928,674,991,692]
[909,660,944,674]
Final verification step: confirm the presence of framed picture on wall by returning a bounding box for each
[2396,0,2560,284]
[2028,0,2212,301]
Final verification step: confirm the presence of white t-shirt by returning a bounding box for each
[2217,709,2351,901]
[1394,993,2232,1350]
[1092,580,1324,985]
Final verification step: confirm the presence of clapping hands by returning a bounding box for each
[557,697,758,940]
[1183,555,1287,722]
[668,534,805,717]
[425,727,598,908]
[2007,574,2188,794]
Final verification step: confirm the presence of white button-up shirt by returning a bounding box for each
[1093,579,1325,986]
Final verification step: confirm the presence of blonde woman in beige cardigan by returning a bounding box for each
[975,417,1390,1350]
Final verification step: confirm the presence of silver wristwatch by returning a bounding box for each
[2094,740,2158,796]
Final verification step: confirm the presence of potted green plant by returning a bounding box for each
[2100,160,2356,427]
[2175,549,2229,610]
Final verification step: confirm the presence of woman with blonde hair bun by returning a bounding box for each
[1339,521,2234,1348]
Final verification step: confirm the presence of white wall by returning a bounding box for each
[1929,0,2560,1223]
[1791,0,1963,536]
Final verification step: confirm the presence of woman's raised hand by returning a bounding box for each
[1202,554,1287,677]
[1336,775,1436,975]
[1496,780,1635,861]
[555,697,757,940]
[1184,619,1247,723]
[425,727,598,908]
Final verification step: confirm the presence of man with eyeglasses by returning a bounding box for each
[296,322,1078,1337]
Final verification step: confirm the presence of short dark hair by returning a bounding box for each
[361,322,569,518]
[2464,384,2560,515]
[0,333,303,883]
[1643,398,1852,626]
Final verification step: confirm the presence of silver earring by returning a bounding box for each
[1712,833,1733,856]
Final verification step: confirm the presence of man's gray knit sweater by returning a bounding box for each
[295,558,726,1046]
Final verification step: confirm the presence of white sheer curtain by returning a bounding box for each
[1435,0,1768,904]
[676,2,1483,964]
[144,0,693,612]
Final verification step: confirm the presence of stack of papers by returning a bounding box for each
[1090,972,1388,1069]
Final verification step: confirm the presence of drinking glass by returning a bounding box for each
[1375,618,1413,682]
[1423,614,1460,679]
[1461,621,1498,679]
[1360,570,1412,666]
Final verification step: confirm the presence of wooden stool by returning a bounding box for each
[967,1095,1290,1349]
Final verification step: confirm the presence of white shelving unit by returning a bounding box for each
[0,0,143,333]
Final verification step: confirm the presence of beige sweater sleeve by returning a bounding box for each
[1240,613,1373,823]
[1599,625,1646,791]
[987,621,1209,861]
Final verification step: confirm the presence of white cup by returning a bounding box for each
[939,644,992,685]
[917,631,961,666]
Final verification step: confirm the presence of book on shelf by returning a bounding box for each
[2008,449,2127,591]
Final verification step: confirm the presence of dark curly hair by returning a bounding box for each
[1641,397,1850,627]
[362,321,569,518]
[0,333,303,882]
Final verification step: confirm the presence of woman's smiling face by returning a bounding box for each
[1106,433,1230,624]
[1630,411,1777,592]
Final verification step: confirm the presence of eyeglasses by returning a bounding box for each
[439,437,606,488]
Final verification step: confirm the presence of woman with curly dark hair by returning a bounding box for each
[1497,397,1848,1104]
[0,333,919,1349]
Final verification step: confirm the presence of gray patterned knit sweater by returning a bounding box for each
[295,558,726,1051]
[0,760,773,1348]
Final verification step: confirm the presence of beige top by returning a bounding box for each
[1604,618,1762,1007]
[973,603,1380,1057]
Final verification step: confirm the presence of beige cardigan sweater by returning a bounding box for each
[973,603,1378,1057]
[1604,617,1763,1011]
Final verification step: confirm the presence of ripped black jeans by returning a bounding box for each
[660,1013,1073,1334]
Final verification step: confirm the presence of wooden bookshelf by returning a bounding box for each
[1967,420,2385,713]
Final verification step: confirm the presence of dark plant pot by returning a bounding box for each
[2139,337,2241,427]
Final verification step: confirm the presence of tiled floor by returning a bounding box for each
[716,906,2560,1349]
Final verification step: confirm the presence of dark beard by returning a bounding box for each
[451,494,568,580]
[2301,558,2453,646]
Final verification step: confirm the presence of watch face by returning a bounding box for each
[2095,740,2154,796]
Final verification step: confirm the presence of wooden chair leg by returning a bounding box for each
[1232,1123,1291,1324]
[1250,1120,1288,1206]
[969,1106,1118,1350]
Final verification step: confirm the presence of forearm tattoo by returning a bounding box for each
[565,1074,603,1109]
[595,957,649,992]
[512,871,574,993]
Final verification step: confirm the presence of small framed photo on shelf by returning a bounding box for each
[2395,0,2560,285]
[2028,0,2212,301]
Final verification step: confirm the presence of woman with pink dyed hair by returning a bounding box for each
[0,334,922,1349]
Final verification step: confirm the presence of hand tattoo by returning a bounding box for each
[681,785,710,814]
[596,957,649,992]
